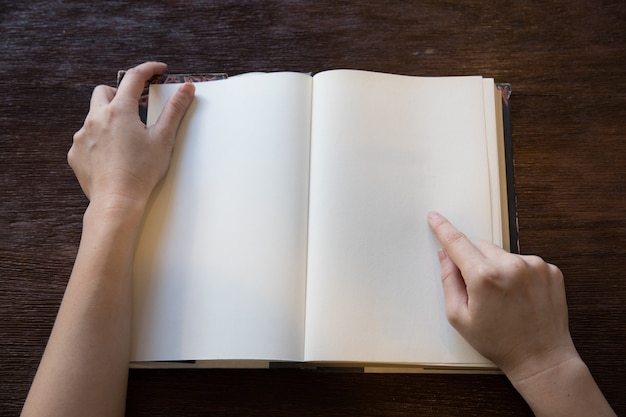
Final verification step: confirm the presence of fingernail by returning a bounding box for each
[179,82,195,97]
[427,210,442,224]
[437,249,447,262]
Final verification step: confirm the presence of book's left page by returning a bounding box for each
[132,73,312,362]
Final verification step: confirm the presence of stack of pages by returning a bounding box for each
[131,70,512,372]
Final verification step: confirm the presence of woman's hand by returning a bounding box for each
[21,62,196,417]
[427,211,577,381]
[68,61,195,214]
[428,211,616,417]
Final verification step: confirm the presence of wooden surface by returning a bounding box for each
[1,1,625,416]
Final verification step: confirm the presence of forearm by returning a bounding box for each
[22,202,144,417]
[510,355,616,417]
[21,61,194,417]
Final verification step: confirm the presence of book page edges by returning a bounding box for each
[482,78,504,249]
[130,359,499,374]
[494,84,511,252]
[482,78,512,252]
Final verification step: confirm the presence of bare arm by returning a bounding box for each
[21,62,195,417]
[427,211,616,417]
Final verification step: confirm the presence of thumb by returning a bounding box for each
[437,249,469,328]
[151,82,196,144]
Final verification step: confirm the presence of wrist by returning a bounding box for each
[84,195,148,233]
[506,347,581,387]
[503,342,580,386]
[509,354,616,417]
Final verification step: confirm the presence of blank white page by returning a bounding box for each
[305,70,495,365]
[132,73,312,362]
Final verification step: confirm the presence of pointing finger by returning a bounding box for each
[427,211,485,274]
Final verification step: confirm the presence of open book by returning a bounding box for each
[131,70,514,372]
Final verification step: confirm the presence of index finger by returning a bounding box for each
[114,61,168,105]
[427,211,485,272]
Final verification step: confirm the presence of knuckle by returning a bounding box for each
[498,256,532,286]
[547,263,564,283]
[72,128,83,143]
[68,130,84,168]
[93,84,109,95]
[474,262,500,283]
[445,305,464,328]
[506,255,529,274]
[446,306,471,332]
[446,229,468,248]
[519,254,563,280]
[523,254,545,268]
[71,127,86,148]
[67,146,75,168]
[79,113,98,133]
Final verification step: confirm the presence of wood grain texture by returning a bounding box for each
[1,1,624,416]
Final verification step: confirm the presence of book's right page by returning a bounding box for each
[304,70,500,366]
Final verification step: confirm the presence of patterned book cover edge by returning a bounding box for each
[116,71,229,123]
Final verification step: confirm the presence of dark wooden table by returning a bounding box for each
[1,1,625,416]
